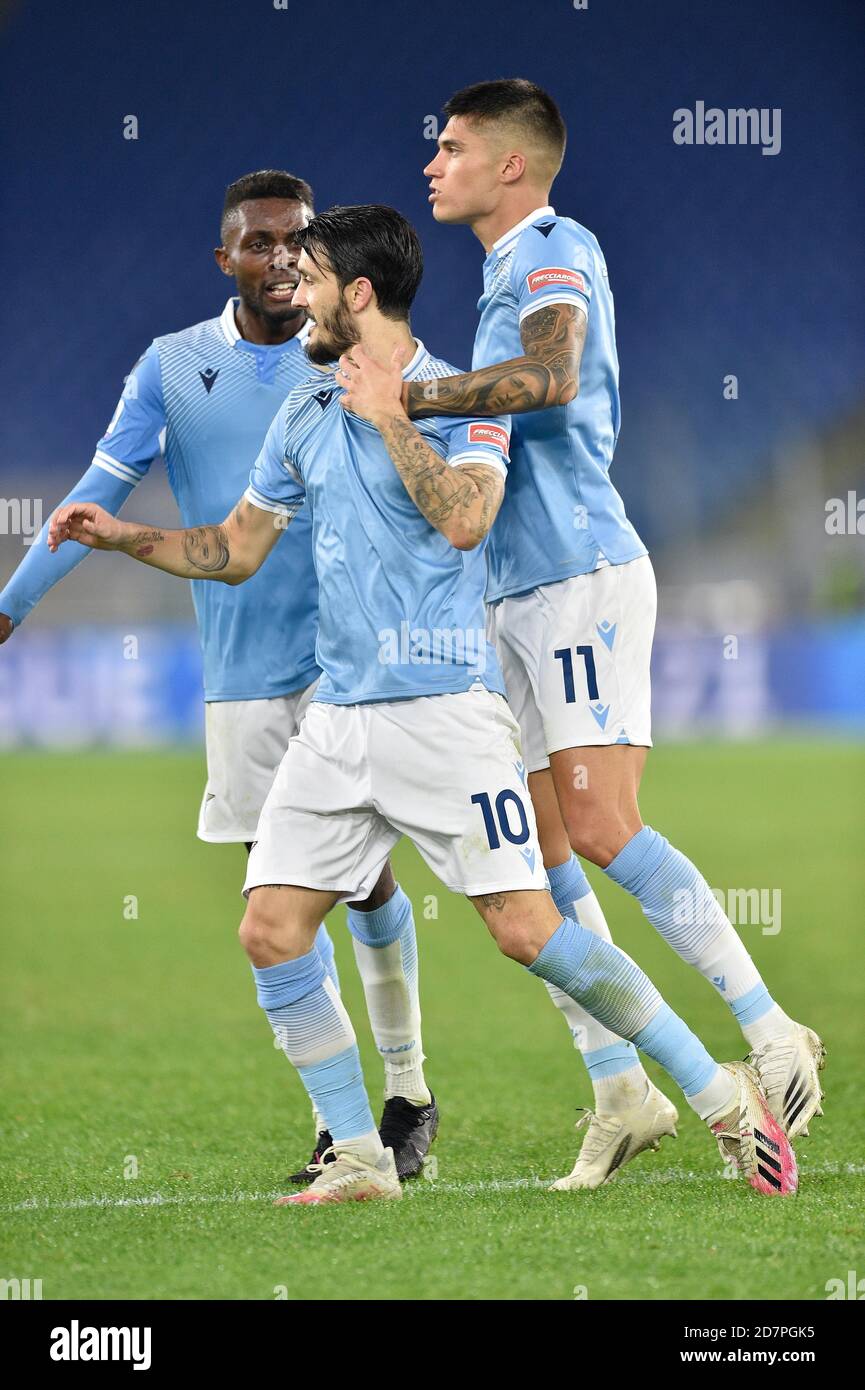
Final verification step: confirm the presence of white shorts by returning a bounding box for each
[244,685,549,903]
[197,682,319,843]
[488,555,656,773]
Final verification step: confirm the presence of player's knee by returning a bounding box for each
[560,806,624,868]
[238,896,284,959]
[237,907,263,959]
[487,918,540,967]
[564,822,610,867]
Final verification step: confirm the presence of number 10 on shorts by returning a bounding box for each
[554,645,599,703]
[470,790,530,849]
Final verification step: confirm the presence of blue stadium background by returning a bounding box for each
[1,0,863,742]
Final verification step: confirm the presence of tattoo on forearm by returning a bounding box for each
[182,525,230,574]
[405,303,586,418]
[408,362,552,416]
[380,415,503,545]
[130,529,165,558]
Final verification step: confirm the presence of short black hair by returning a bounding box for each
[221,170,314,240]
[296,205,423,321]
[443,78,566,176]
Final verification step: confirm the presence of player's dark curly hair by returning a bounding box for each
[296,205,423,321]
[221,170,314,239]
[443,78,566,177]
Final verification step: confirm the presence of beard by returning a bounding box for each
[306,297,358,366]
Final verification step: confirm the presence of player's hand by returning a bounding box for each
[47,503,127,554]
[337,344,408,426]
[0,613,13,645]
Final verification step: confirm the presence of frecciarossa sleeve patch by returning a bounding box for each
[525,267,587,295]
[467,423,510,453]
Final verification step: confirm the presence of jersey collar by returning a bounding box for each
[491,205,556,259]
[219,297,311,351]
[219,297,242,345]
[402,338,430,380]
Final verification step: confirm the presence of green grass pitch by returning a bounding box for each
[2,740,864,1301]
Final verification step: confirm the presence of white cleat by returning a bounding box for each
[550,1082,679,1191]
[747,1023,826,1140]
[274,1146,402,1206]
[709,1061,798,1196]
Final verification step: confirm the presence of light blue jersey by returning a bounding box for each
[473,207,647,602]
[0,300,319,701]
[246,340,510,705]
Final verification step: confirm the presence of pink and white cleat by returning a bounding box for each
[709,1061,798,1196]
[748,1023,826,1140]
[274,1146,402,1207]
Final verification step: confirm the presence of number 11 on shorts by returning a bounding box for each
[554,645,599,703]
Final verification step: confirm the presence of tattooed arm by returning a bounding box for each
[47,496,287,584]
[335,344,504,550]
[403,302,587,420]
[376,412,504,551]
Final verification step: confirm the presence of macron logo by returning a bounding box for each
[50,1321,152,1371]
[467,423,509,454]
[526,267,586,295]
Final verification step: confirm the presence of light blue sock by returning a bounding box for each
[528,918,719,1099]
[546,855,594,917]
[347,885,414,949]
[347,886,428,1103]
[252,949,376,1143]
[528,916,660,1037]
[546,856,642,1076]
[604,826,775,1029]
[583,1040,643,1082]
[632,1004,718,1097]
[314,923,340,992]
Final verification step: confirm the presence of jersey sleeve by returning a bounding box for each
[431,414,511,478]
[245,401,306,517]
[0,461,138,627]
[92,341,166,484]
[510,220,594,327]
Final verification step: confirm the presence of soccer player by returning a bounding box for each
[49,203,797,1205]
[0,171,438,1182]
[376,77,824,1188]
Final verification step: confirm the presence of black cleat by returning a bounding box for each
[287,1130,335,1186]
[379,1094,439,1180]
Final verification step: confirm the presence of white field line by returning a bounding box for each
[4,1161,863,1215]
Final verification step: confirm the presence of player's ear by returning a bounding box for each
[345,277,374,313]
[500,151,526,185]
[214,247,232,277]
